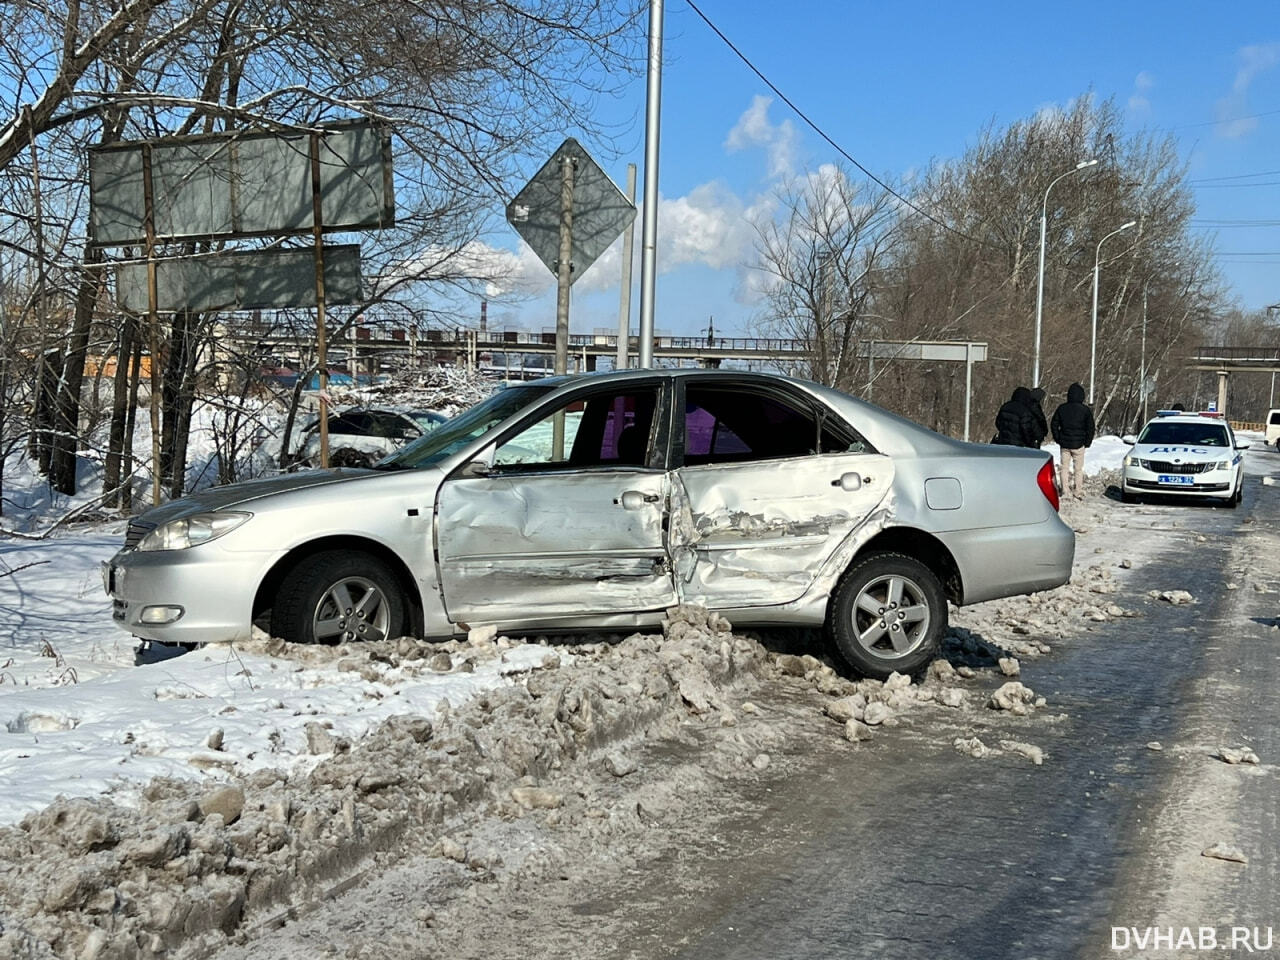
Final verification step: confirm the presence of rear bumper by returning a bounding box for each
[941,517,1076,605]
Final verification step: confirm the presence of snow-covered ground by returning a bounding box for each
[0,520,553,825]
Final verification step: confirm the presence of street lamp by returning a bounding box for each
[1034,158,1099,387]
[1090,220,1137,405]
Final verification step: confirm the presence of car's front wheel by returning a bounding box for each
[828,552,947,680]
[271,550,406,644]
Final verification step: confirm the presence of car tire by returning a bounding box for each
[271,550,406,644]
[330,447,374,469]
[1120,487,1135,504]
[828,552,947,680]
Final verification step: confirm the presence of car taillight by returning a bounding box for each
[1037,458,1060,511]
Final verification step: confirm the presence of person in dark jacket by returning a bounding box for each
[992,387,1040,447]
[1028,387,1049,448]
[1051,382,1095,499]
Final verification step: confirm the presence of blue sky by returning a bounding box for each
[478,0,1280,338]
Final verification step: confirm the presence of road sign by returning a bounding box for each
[506,138,636,280]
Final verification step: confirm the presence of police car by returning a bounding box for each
[1121,411,1249,506]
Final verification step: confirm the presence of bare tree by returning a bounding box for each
[751,165,897,392]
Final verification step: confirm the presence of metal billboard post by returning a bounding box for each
[964,341,974,443]
[140,144,163,507]
[310,132,330,469]
[617,163,637,370]
[552,153,575,461]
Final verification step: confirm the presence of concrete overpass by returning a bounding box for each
[1186,346,1280,415]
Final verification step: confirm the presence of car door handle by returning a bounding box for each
[832,472,869,491]
[614,490,661,509]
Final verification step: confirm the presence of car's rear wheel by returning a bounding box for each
[828,552,947,680]
[271,551,406,644]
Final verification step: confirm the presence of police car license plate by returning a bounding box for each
[1157,475,1195,485]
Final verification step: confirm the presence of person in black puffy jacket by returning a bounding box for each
[992,387,1040,447]
[1051,382,1095,499]
[1028,387,1049,447]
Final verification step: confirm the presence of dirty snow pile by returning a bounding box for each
[0,607,768,959]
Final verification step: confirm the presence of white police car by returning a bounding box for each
[1121,411,1249,506]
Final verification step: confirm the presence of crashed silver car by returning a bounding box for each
[104,370,1074,678]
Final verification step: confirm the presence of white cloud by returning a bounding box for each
[383,239,552,300]
[1216,42,1280,138]
[724,95,797,179]
[1128,70,1154,112]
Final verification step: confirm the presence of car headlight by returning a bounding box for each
[1123,455,1136,467]
[136,512,252,552]
[1215,460,1232,471]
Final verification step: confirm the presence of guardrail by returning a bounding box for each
[1230,420,1265,432]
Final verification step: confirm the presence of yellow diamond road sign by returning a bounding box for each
[506,138,636,282]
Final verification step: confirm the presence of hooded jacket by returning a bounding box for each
[1051,383,1096,449]
[1027,387,1049,447]
[993,387,1041,447]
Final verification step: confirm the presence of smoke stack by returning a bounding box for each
[480,300,488,335]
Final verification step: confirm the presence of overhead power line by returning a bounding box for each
[683,0,990,247]
[1188,168,1280,184]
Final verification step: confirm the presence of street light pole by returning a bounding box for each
[1091,220,1137,405]
[1034,158,1098,387]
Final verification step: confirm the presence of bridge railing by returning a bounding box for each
[1190,345,1280,362]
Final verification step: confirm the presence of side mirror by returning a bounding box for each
[1121,435,1137,445]
[462,459,491,478]
[1237,441,1252,450]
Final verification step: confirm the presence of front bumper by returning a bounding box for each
[105,545,272,644]
[1122,466,1234,498]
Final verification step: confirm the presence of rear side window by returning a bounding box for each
[1270,411,1280,425]
[682,387,825,465]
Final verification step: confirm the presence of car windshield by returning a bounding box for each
[1137,421,1230,447]
[409,410,448,432]
[376,386,554,469]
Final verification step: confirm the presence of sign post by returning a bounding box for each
[507,137,636,386]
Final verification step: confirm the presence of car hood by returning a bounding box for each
[1131,443,1233,462]
[134,469,384,525]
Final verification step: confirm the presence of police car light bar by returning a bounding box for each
[1198,411,1224,418]
[1155,410,1183,417]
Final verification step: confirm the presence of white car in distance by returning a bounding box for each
[1121,411,1248,506]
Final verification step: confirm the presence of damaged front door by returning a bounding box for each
[669,383,894,609]
[435,385,675,624]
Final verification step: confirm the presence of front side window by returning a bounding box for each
[493,388,658,470]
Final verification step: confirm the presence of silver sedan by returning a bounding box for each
[104,369,1074,678]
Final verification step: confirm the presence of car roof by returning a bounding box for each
[1141,414,1229,427]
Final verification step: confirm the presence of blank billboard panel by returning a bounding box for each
[115,245,362,313]
[89,120,394,247]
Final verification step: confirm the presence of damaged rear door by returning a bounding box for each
[435,382,676,624]
[670,380,893,609]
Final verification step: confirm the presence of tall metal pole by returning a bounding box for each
[616,163,637,371]
[1139,281,1148,424]
[309,132,331,468]
[637,0,664,369]
[1034,158,1098,387]
[1090,221,1136,405]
